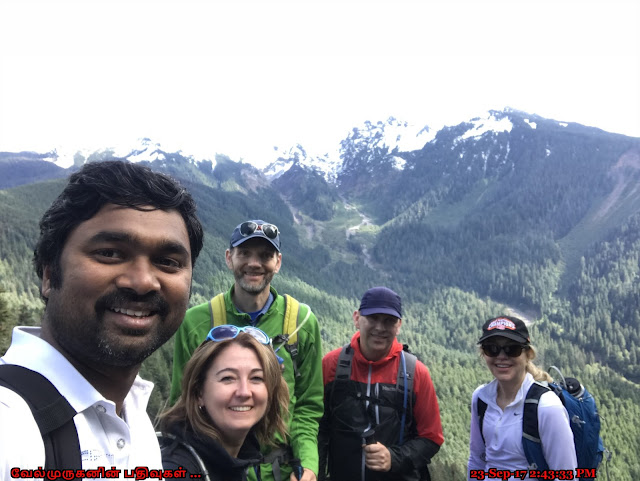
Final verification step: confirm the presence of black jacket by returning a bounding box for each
[159,422,263,481]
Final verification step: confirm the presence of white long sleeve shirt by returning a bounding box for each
[468,373,577,480]
[0,327,162,480]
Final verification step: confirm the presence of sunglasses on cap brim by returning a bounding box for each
[240,221,279,240]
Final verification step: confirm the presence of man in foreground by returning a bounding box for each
[0,160,203,478]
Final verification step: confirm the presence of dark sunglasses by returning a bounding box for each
[240,221,279,240]
[206,325,271,346]
[481,343,528,358]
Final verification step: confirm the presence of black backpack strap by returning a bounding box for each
[328,344,353,406]
[262,445,298,481]
[396,350,417,444]
[522,382,553,471]
[0,364,81,470]
[523,382,550,443]
[397,350,416,394]
[477,398,488,445]
[335,344,354,381]
[158,432,211,481]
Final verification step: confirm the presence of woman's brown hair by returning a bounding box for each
[159,332,289,446]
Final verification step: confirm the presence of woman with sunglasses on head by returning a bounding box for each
[467,316,577,480]
[159,325,290,481]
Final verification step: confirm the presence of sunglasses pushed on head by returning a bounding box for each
[206,324,285,366]
[230,220,281,252]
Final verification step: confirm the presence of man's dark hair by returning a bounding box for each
[34,160,204,289]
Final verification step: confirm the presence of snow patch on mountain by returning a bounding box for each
[41,151,70,169]
[343,118,433,156]
[458,112,513,142]
[392,156,406,169]
[262,144,342,182]
[123,138,167,163]
[381,118,435,152]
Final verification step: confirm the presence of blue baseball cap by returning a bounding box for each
[230,220,281,252]
[359,286,402,319]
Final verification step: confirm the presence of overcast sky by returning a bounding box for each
[1,0,638,167]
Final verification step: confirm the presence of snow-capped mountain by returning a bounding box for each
[344,116,434,155]
[29,109,538,179]
[39,137,215,170]
[263,117,433,183]
[262,144,342,182]
[5,108,625,193]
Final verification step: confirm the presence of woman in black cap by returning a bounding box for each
[467,316,577,480]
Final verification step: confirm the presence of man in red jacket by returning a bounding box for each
[318,287,444,481]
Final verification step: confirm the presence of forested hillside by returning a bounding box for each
[1,110,639,479]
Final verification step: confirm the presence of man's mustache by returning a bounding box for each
[95,289,170,318]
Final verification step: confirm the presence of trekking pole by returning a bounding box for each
[362,428,376,445]
[361,429,376,481]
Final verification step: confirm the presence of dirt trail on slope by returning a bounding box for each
[342,197,376,270]
[593,149,640,221]
[280,195,320,240]
[345,208,371,239]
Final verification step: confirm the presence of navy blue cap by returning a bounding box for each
[230,220,281,252]
[359,287,402,319]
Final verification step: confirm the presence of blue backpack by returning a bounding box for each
[477,366,607,479]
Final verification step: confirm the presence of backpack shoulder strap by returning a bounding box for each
[335,344,354,381]
[283,294,299,345]
[209,293,226,328]
[283,295,312,379]
[477,398,488,445]
[329,344,353,407]
[396,350,417,445]
[522,381,551,470]
[396,350,417,394]
[157,432,211,481]
[0,364,81,470]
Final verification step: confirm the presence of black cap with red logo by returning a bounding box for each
[478,316,530,344]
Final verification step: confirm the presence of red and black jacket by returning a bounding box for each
[318,332,444,481]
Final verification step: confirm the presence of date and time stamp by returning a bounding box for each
[469,468,597,480]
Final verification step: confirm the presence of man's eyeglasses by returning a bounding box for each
[240,221,279,240]
[481,343,528,358]
[206,325,271,346]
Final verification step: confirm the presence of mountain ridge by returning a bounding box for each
[9,107,633,187]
